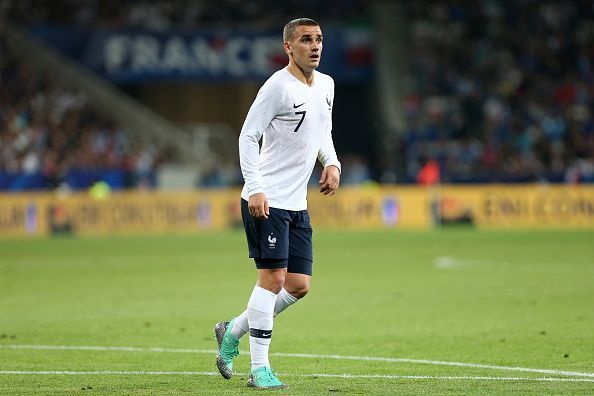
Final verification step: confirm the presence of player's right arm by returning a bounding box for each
[247,192,269,219]
[239,79,282,219]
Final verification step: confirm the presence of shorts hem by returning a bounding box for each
[254,258,288,270]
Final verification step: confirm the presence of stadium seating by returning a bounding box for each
[1,0,592,189]
[0,49,162,190]
[396,0,594,183]
[0,0,368,191]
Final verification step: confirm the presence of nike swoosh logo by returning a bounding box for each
[293,102,305,108]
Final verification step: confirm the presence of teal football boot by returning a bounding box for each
[214,319,239,379]
[247,366,288,389]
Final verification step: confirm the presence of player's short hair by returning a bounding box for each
[283,18,319,42]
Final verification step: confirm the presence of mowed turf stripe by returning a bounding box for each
[1,370,594,383]
[2,344,593,379]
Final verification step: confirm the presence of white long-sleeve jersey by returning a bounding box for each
[239,68,341,211]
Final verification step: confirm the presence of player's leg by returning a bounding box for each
[283,271,310,298]
[214,264,286,382]
[281,208,313,305]
[247,209,313,388]
[214,199,258,379]
[233,209,312,335]
[245,266,288,389]
[215,200,289,388]
[249,209,313,388]
[230,205,313,315]
[237,210,312,388]
[244,206,291,389]
[247,266,285,372]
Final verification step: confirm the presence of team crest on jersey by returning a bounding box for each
[267,233,277,250]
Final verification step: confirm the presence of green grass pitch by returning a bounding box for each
[1,229,593,394]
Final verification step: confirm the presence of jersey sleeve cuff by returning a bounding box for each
[324,161,342,174]
[246,185,264,196]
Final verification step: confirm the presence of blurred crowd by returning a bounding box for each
[0,35,167,190]
[2,0,593,190]
[1,0,368,29]
[0,0,368,191]
[392,0,594,184]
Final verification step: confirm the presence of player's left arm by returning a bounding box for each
[318,79,341,196]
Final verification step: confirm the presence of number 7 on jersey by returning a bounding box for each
[294,111,306,132]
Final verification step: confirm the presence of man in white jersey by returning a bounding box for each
[213,18,341,389]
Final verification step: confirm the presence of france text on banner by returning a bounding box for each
[26,26,374,83]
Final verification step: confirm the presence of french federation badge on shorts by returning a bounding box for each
[267,233,277,250]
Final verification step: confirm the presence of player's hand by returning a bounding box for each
[319,165,340,196]
[248,192,269,219]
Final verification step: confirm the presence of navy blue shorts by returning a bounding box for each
[241,199,313,276]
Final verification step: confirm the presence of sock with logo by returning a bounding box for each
[231,288,298,339]
[247,285,277,369]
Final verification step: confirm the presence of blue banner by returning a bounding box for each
[28,25,374,82]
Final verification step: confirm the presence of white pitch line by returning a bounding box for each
[433,256,594,274]
[1,370,594,383]
[2,344,593,379]
[271,352,594,379]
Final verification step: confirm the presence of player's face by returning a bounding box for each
[285,25,323,72]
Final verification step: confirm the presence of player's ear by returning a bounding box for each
[283,41,292,55]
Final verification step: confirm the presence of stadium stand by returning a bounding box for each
[395,0,594,183]
[1,0,592,189]
[2,0,369,29]
[0,35,172,190]
[0,0,369,191]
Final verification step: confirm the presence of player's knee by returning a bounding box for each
[271,281,285,294]
[266,271,286,294]
[287,284,309,299]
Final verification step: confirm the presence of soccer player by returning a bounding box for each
[214,18,341,390]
